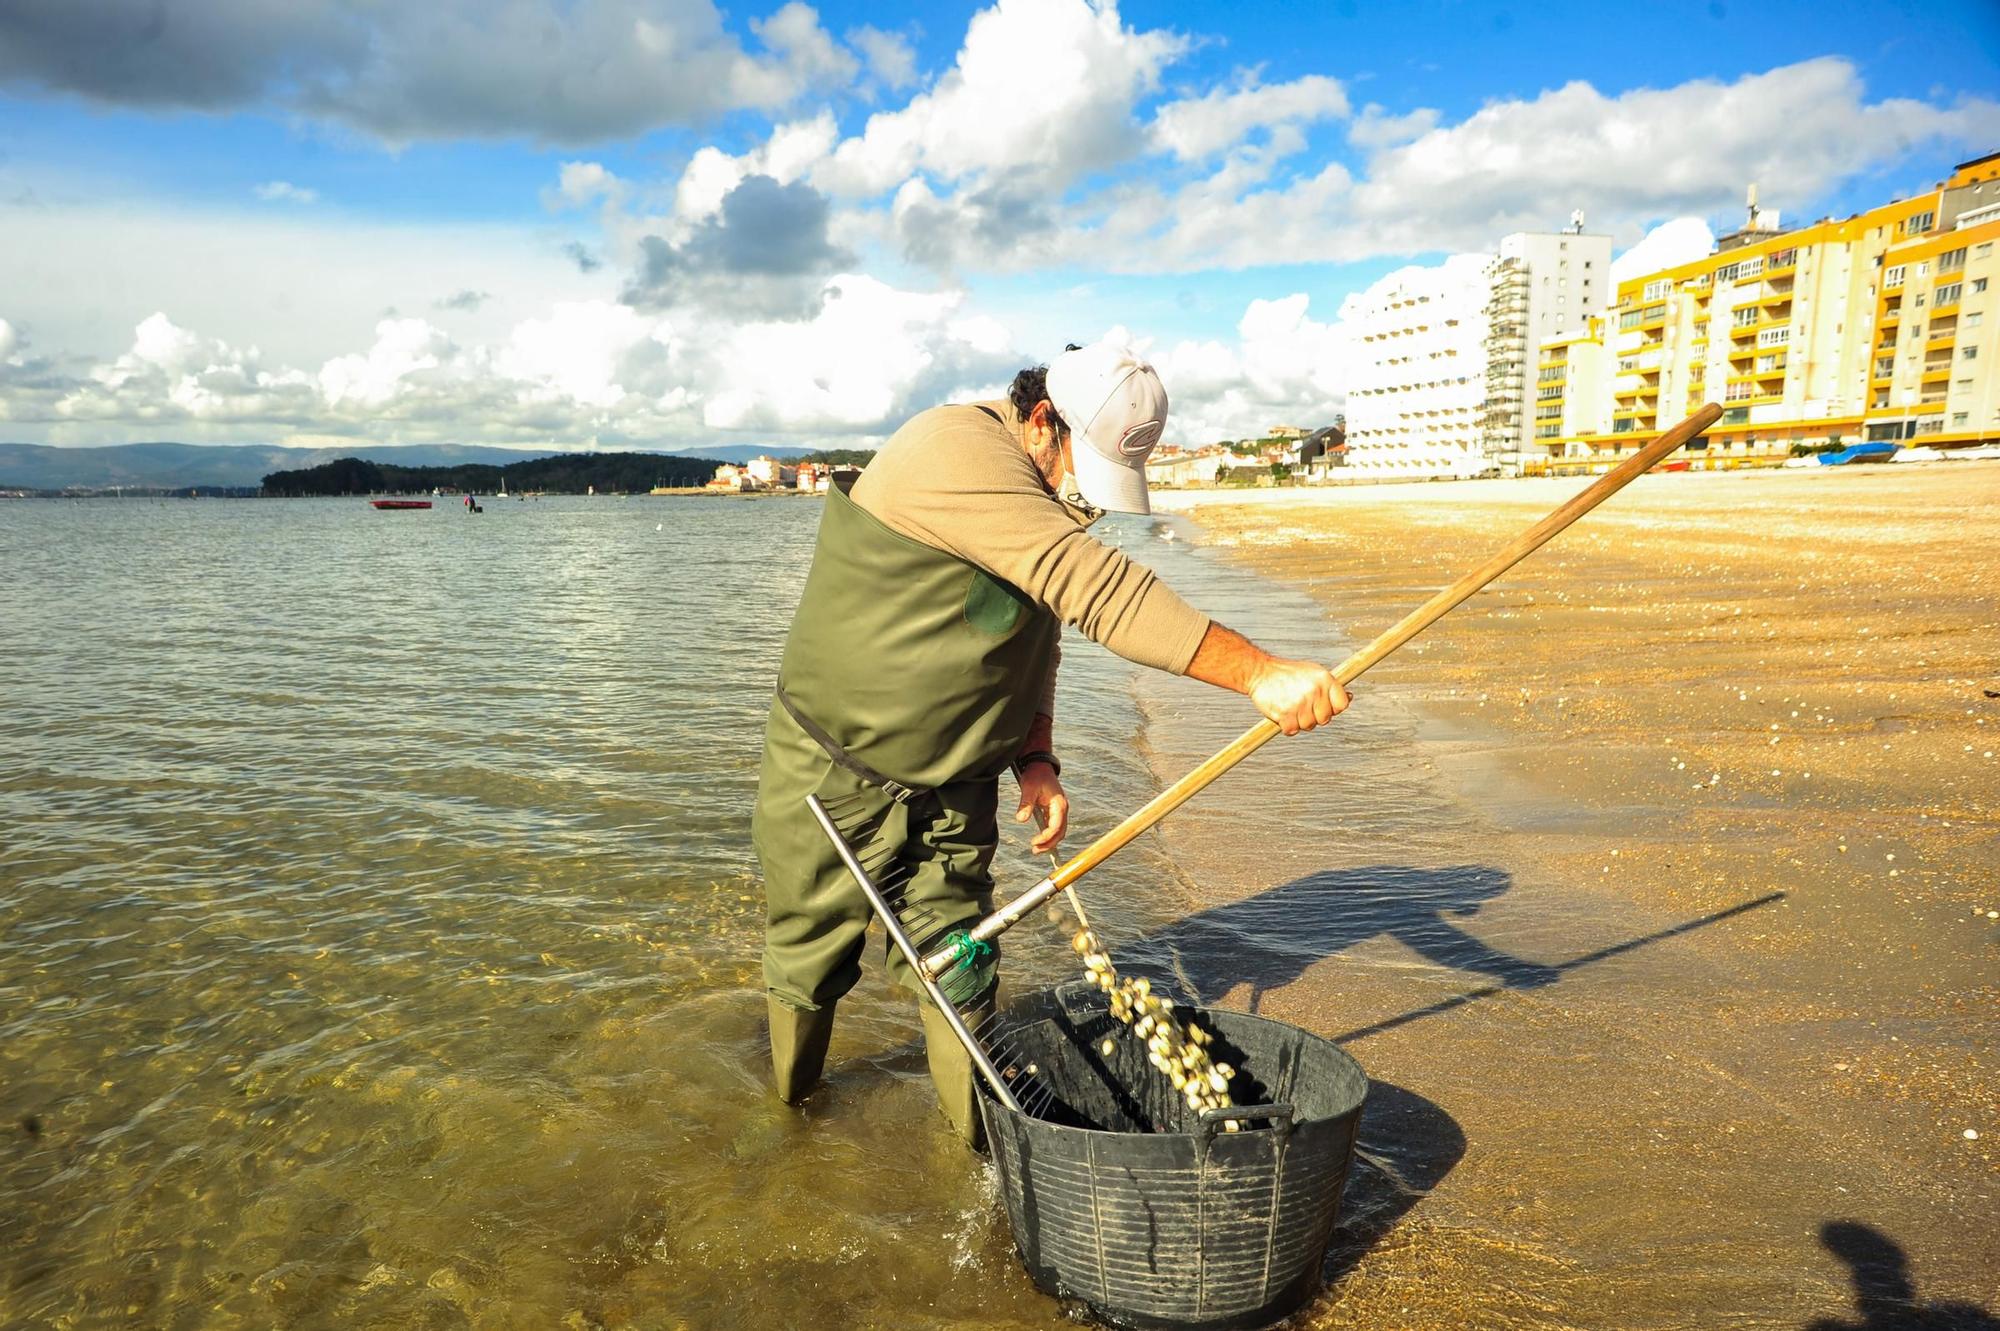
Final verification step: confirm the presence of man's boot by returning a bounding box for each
[920,998,993,1149]
[768,996,836,1104]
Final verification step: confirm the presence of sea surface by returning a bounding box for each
[1,494,1414,1330]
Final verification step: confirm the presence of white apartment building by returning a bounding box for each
[1341,253,1494,479]
[1481,225,1612,472]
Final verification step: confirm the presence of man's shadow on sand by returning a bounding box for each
[1116,863,1558,1013]
[1110,863,1782,1294]
[1806,1221,2000,1331]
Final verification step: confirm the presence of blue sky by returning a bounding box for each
[1,0,1996,448]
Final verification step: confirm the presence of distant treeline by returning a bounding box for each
[262,452,729,497]
[793,448,875,466]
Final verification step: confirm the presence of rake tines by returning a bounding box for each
[805,793,1024,1113]
[974,1009,1062,1121]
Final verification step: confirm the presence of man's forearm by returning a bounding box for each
[1184,622,1274,694]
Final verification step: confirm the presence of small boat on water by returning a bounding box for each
[371,499,433,510]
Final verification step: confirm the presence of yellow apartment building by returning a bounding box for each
[1864,155,2000,446]
[1525,316,1612,474]
[1537,151,2000,473]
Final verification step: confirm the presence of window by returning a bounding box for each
[1953,413,1970,427]
[1975,278,1989,293]
[1716,263,1741,283]
[1967,312,1984,329]
[1739,257,1765,279]
[1977,243,1993,258]
[1913,417,1943,435]
[1938,247,1967,272]
[1643,279,1670,301]
[1935,282,1962,306]
[1965,346,1980,360]
[1758,326,1791,346]
[1884,266,1906,288]
[1906,210,1934,233]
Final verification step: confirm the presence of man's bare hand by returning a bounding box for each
[1249,658,1350,736]
[1014,763,1069,853]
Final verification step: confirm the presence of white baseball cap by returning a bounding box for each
[1046,341,1168,516]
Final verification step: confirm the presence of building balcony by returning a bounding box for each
[1920,365,1952,383]
[1926,326,1956,344]
[1878,308,1901,326]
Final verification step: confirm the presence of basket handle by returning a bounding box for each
[1199,1102,1294,1138]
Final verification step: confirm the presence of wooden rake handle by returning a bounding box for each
[1047,403,1723,893]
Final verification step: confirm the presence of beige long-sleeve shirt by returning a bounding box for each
[850,398,1212,715]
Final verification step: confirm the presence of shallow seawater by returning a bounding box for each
[1,496,1446,1331]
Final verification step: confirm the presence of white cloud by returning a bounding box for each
[252,180,319,204]
[1147,293,1351,443]
[849,25,917,91]
[495,300,671,409]
[0,199,602,374]
[876,54,2000,275]
[818,0,1185,197]
[0,316,21,361]
[1346,103,1438,152]
[318,317,451,408]
[549,161,624,211]
[699,275,1014,430]
[670,113,838,222]
[1329,59,2000,260]
[1150,73,1348,162]
[1611,217,1717,284]
[0,0,859,144]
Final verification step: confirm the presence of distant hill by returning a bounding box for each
[0,442,556,490]
[263,452,726,497]
[0,439,873,490]
[662,443,824,464]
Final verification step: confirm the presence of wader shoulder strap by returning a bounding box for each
[774,681,935,807]
[975,405,1001,423]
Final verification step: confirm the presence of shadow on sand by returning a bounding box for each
[1112,863,1784,1308]
[1805,1221,1999,1331]
[1117,863,1553,1013]
[1321,1078,1465,1287]
[1116,863,1782,1039]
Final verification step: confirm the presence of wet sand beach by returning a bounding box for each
[1142,465,1999,1327]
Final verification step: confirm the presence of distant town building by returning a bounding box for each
[1146,445,1231,488]
[1529,317,1614,474]
[1266,424,1306,439]
[1342,252,1494,479]
[745,455,797,489]
[1481,222,1613,473]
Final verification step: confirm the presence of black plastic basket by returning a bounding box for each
[980,983,1369,1330]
